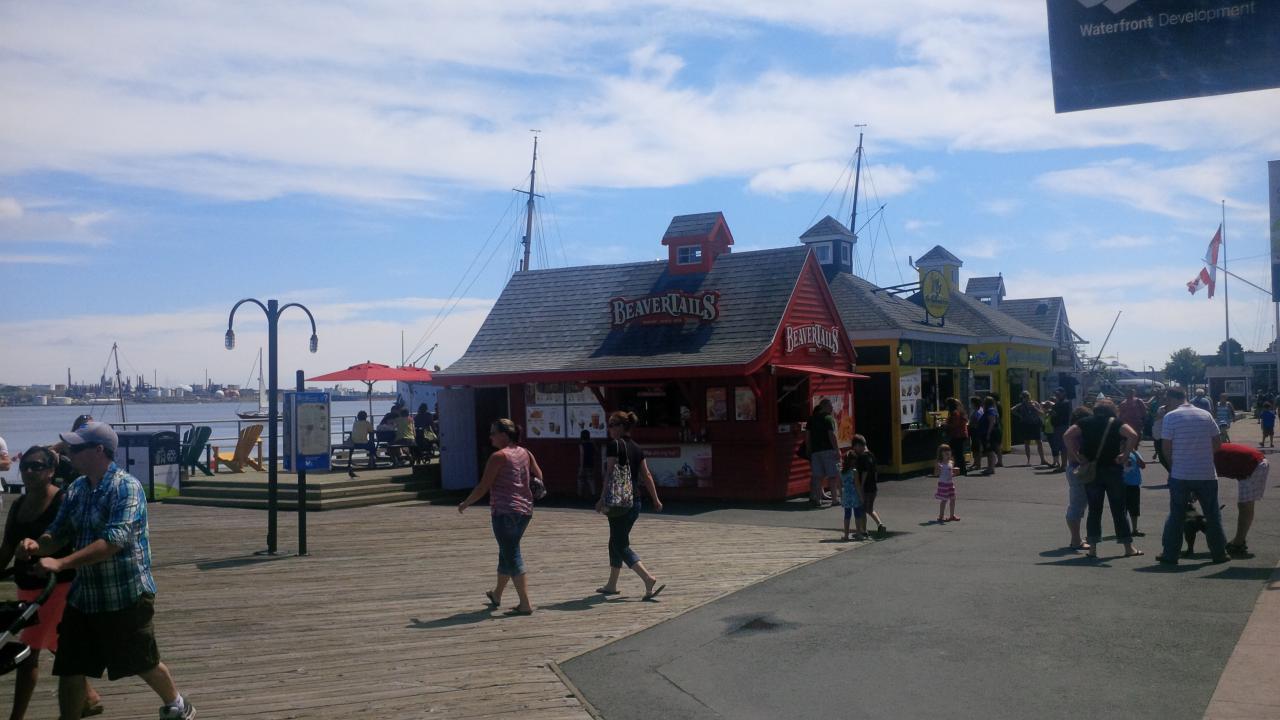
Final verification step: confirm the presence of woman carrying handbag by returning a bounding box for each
[595,411,666,601]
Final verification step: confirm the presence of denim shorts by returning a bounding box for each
[491,512,532,576]
[810,449,839,479]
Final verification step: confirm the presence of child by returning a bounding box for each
[850,435,886,538]
[934,444,959,522]
[577,429,597,498]
[1261,402,1275,448]
[1123,449,1146,536]
[839,448,862,541]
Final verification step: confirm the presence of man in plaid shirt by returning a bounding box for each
[19,422,195,720]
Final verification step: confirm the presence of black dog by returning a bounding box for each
[1182,493,1226,557]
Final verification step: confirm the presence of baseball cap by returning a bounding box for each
[59,421,118,454]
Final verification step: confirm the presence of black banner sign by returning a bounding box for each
[1046,0,1280,112]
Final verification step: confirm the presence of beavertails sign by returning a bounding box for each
[784,323,840,355]
[610,291,720,327]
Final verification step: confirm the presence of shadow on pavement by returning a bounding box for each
[541,595,610,612]
[408,608,495,629]
[1203,566,1276,581]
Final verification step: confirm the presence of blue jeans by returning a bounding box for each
[1085,468,1131,545]
[1161,479,1227,561]
[608,504,641,568]
[491,513,532,576]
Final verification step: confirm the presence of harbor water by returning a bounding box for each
[0,399,396,487]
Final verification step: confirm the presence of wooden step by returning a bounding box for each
[162,486,453,511]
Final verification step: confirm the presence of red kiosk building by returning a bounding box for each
[433,212,863,501]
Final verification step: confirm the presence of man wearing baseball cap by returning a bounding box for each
[18,422,195,719]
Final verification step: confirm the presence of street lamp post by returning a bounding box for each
[225,298,318,555]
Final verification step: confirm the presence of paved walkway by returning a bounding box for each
[0,499,849,718]
[563,418,1280,719]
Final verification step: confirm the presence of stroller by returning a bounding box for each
[0,571,57,675]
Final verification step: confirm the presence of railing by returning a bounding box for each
[111,414,370,469]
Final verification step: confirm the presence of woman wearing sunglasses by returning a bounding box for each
[0,446,103,719]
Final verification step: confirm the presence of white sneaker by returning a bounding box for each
[159,702,196,720]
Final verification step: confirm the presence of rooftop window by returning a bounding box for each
[677,245,703,265]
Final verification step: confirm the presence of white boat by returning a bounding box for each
[236,348,271,420]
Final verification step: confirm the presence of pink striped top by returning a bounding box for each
[490,446,534,516]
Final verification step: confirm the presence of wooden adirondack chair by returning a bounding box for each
[216,424,264,473]
[181,425,214,476]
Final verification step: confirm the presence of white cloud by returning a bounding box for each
[0,197,111,247]
[981,199,1020,217]
[0,295,495,386]
[0,254,88,265]
[903,219,940,233]
[1035,157,1268,221]
[1,3,1277,204]
[749,162,935,196]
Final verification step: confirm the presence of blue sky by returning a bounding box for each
[2,1,1278,388]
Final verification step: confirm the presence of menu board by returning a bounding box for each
[525,404,565,440]
[567,404,607,438]
[900,370,922,426]
[525,382,607,439]
[706,387,728,422]
[734,387,757,421]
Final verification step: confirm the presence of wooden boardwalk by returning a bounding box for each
[0,501,850,719]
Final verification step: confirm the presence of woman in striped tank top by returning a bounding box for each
[459,418,545,616]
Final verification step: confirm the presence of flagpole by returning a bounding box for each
[1223,201,1230,369]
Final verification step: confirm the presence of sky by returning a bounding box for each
[2,1,1279,389]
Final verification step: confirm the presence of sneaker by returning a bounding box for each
[1131,531,1146,537]
[159,702,196,720]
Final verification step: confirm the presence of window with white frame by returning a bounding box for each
[677,245,702,265]
[812,243,832,264]
[840,242,851,265]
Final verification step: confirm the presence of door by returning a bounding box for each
[439,388,477,490]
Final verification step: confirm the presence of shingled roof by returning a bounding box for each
[916,245,963,265]
[663,212,724,239]
[800,215,855,241]
[907,289,1054,345]
[437,246,813,380]
[828,273,976,340]
[964,276,1005,299]
[999,298,1063,340]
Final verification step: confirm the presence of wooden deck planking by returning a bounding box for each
[0,502,849,719]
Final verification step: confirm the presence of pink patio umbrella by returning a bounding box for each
[307,362,434,420]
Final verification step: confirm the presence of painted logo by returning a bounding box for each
[610,291,720,327]
[784,324,840,355]
[1077,0,1141,13]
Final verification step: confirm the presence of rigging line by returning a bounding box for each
[880,213,905,285]
[404,192,520,360]
[534,154,570,268]
[425,214,517,349]
[808,152,857,230]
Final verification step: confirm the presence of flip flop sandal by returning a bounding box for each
[82,703,105,718]
[642,583,667,601]
[1069,543,1091,550]
[485,590,499,608]
[947,516,961,521]
[1125,550,1145,557]
[503,607,533,616]
[596,587,621,595]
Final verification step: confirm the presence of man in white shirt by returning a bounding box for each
[1158,388,1227,565]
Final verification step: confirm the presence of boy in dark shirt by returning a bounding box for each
[851,435,886,539]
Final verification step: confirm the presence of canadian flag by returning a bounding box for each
[1186,225,1222,298]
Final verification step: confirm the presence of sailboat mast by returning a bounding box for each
[111,342,127,422]
[520,133,539,273]
[1223,201,1231,369]
[850,128,865,243]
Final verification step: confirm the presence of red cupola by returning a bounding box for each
[661,212,734,276]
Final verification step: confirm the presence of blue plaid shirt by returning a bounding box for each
[46,463,156,612]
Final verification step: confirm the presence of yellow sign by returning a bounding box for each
[922,269,951,319]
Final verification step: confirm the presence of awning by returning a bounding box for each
[772,364,869,380]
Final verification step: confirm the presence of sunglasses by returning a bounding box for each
[67,444,100,455]
[20,462,52,472]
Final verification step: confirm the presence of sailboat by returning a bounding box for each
[236,348,270,420]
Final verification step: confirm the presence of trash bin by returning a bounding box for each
[116,431,181,501]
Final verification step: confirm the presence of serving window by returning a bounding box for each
[614,384,688,427]
[776,375,810,424]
